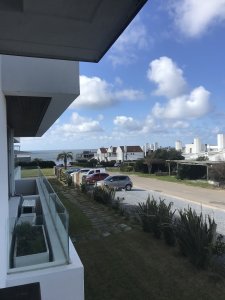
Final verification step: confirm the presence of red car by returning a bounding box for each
[85,173,109,185]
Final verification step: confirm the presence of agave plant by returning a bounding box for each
[176,207,216,269]
[137,195,158,233]
[138,196,175,240]
[92,186,115,205]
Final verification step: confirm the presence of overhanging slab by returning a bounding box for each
[0,0,148,62]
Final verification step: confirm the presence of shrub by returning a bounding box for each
[213,234,225,256]
[176,207,216,269]
[138,196,175,241]
[138,196,158,233]
[176,164,206,180]
[92,186,115,205]
[15,223,46,255]
[80,183,87,193]
[18,160,55,168]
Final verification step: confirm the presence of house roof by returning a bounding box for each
[0,0,147,62]
[99,147,107,153]
[120,146,143,153]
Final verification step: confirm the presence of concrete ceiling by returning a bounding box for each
[6,95,51,136]
[0,0,147,62]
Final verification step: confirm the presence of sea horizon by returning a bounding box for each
[21,149,97,163]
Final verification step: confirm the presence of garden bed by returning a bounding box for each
[14,223,49,268]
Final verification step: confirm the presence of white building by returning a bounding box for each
[95,147,108,162]
[116,146,144,162]
[217,134,225,151]
[185,137,203,155]
[175,140,182,151]
[107,146,117,161]
[0,1,147,298]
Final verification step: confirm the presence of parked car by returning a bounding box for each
[96,175,133,190]
[85,173,109,185]
[70,168,91,177]
[85,168,106,176]
[114,162,121,167]
[64,167,80,175]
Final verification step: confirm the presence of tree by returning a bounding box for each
[56,151,73,169]
[145,148,184,174]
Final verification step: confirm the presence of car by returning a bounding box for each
[85,168,106,176]
[64,167,80,175]
[70,168,91,177]
[96,175,133,191]
[85,173,109,185]
[114,162,121,167]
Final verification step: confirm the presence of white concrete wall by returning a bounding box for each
[0,56,9,288]
[116,147,124,162]
[194,138,201,153]
[175,140,182,151]
[1,55,80,136]
[126,152,144,161]
[217,134,225,151]
[6,241,84,300]
[185,144,194,154]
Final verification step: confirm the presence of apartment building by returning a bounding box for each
[0,1,147,299]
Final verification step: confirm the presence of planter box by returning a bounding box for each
[14,225,49,268]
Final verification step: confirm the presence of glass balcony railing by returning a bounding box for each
[9,167,69,272]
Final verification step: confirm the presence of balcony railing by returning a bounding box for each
[8,168,69,272]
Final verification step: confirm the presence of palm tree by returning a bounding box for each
[56,151,73,169]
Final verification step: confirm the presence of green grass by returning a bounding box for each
[21,168,54,178]
[48,179,93,236]
[77,230,225,300]
[106,168,213,189]
[49,177,225,300]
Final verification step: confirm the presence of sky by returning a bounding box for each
[21,0,225,151]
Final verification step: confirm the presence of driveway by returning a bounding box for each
[114,174,225,234]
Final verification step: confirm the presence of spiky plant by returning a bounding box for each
[176,207,216,269]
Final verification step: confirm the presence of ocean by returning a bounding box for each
[27,149,97,163]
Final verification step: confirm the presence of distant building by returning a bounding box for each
[95,147,108,162]
[116,145,144,162]
[76,150,96,161]
[175,140,182,151]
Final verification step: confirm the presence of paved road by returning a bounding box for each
[114,174,225,234]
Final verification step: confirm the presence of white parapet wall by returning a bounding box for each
[6,240,84,300]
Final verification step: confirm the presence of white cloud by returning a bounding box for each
[147,56,187,98]
[49,112,103,140]
[108,17,150,66]
[114,116,142,131]
[152,86,211,119]
[171,0,225,37]
[171,120,189,129]
[115,89,144,101]
[70,75,144,109]
[70,76,114,109]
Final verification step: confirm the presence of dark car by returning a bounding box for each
[97,175,133,190]
[85,173,109,185]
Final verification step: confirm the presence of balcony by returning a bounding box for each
[8,168,70,272]
[7,168,83,299]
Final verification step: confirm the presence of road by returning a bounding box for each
[114,174,225,234]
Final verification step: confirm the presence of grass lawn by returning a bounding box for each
[77,230,225,300]
[107,168,213,189]
[48,179,93,236]
[21,168,54,178]
[48,177,225,300]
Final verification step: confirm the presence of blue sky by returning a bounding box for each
[21,0,225,151]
